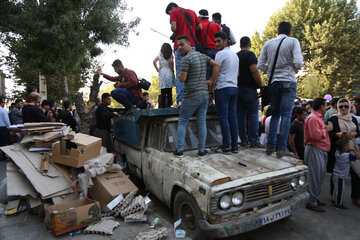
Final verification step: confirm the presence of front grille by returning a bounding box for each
[245,180,291,202]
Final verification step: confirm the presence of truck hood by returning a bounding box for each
[177,148,304,187]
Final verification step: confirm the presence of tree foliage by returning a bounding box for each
[251,0,360,98]
[0,0,140,100]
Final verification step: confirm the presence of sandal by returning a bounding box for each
[212,147,231,155]
[232,147,239,153]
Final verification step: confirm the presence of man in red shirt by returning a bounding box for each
[97,59,142,114]
[166,2,202,105]
[196,9,221,59]
[304,98,333,212]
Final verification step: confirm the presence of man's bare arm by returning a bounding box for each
[171,21,177,33]
[249,64,263,88]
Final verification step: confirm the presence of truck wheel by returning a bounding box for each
[173,190,203,238]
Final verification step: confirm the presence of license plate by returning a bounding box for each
[259,207,291,226]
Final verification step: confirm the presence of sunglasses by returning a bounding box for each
[339,105,349,109]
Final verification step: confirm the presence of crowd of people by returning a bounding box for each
[0,2,359,214]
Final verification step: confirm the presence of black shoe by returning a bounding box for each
[123,105,138,115]
[333,204,348,210]
[276,149,293,158]
[240,142,249,147]
[198,150,208,157]
[250,144,261,148]
[266,147,275,155]
[173,149,183,157]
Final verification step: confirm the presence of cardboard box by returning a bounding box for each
[45,199,101,236]
[52,133,101,168]
[89,171,138,208]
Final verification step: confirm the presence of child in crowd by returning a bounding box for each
[153,43,175,108]
[332,138,360,209]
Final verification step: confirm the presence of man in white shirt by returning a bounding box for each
[258,21,303,157]
[208,31,239,154]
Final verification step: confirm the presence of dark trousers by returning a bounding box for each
[0,127,9,160]
[351,168,360,199]
[94,128,113,153]
[160,88,172,108]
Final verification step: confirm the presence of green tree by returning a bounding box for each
[147,74,177,107]
[252,0,360,98]
[0,0,140,101]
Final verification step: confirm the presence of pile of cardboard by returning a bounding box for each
[1,122,140,236]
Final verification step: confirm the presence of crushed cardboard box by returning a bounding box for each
[45,199,101,236]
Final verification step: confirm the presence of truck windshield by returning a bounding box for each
[164,119,222,151]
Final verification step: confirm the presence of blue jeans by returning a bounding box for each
[268,81,297,150]
[175,47,195,104]
[237,87,259,146]
[205,49,218,80]
[111,88,137,108]
[177,94,208,152]
[215,87,238,149]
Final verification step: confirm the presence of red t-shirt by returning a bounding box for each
[196,20,221,50]
[170,7,200,49]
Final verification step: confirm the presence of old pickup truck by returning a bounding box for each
[113,108,309,238]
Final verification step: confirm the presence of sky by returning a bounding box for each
[2,0,360,97]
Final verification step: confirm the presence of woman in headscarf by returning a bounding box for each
[328,98,360,207]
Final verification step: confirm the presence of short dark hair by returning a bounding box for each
[102,92,111,100]
[112,59,123,68]
[336,138,349,152]
[143,92,149,97]
[27,85,37,94]
[63,100,71,110]
[330,97,340,107]
[312,98,326,111]
[212,12,222,23]
[338,98,349,104]
[48,99,56,108]
[198,9,209,19]
[41,100,50,108]
[214,31,228,41]
[278,21,292,35]
[0,97,4,104]
[15,99,23,104]
[176,35,190,43]
[295,107,306,117]
[240,36,251,48]
[165,2,178,14]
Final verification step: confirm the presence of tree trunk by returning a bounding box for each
[72,74,102,134]
[62,71,68,102]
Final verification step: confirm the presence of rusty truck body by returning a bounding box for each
[113,108,309,238]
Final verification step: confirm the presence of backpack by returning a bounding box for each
[221,24,236,46]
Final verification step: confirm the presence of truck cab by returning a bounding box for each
[113,108,309,238]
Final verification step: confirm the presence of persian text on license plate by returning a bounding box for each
[259,207,291,226]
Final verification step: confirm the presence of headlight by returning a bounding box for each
[219,194,231,209]
[290,178,298,190]
[299,175,306,186]
[232,191,244,206]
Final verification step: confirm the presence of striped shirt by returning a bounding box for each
[180,50,211,100]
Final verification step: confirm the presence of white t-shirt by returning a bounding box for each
[214,47,239,90]
[265,116,281,135]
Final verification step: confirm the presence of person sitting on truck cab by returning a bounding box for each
[96,59,143,115]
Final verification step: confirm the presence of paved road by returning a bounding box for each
[1,159,360,240]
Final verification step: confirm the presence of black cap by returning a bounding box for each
[198,9,209,18]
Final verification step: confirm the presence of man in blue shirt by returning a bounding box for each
[9,99,23,125]
[0,97,10,149]
[258,22,303,157]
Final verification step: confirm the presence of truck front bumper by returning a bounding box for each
[198,191,309,238]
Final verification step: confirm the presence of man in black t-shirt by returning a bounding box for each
[288,107,306,160]
[237,37,263,147]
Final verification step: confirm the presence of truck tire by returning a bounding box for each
[173,190,203,239]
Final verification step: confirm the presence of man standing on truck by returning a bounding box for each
[258,21,303,157]
[96,59,142,115]
[165,2,202,106]
[173,35,220,157]
[304,98,332,212]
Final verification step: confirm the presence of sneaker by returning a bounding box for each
[198,150,208,157]
[240,142,249,147]
[266,147,275,155]
[276,149,293,158]
[173,149,183,157]
[333,204,348,210]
